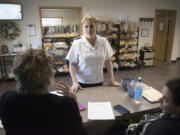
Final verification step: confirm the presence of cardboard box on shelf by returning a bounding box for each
[144,52,154,59]
[144,59,154,66]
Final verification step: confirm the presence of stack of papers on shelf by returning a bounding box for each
[88,102,115,120]
[143,87,162,103]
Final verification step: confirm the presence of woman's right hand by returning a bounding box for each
[72,82,82,93]
[56,82,77,102]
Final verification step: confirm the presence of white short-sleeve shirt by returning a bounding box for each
[66,35,114,84]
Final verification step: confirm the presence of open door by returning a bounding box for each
[153,10,176,63]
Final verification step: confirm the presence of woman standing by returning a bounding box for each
[66,14,121,92]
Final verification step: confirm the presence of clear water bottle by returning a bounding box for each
[134,76,143,104]
[128,79,136,97]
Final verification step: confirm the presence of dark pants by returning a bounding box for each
[78,82,103,88]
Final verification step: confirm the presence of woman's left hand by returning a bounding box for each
[108,81,121,87]
[56,81,75,96]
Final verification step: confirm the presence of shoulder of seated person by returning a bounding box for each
[0,90,18,100]
[3,90,17,95]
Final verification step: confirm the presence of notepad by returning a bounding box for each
[78,102,86,111]
[88,102,115,120]
[143,88,162,103]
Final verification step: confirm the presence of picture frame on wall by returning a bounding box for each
[141,29,149,37]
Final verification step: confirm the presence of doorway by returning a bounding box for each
[153,10,176,63]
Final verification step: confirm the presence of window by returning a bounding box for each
[42,18,62,26]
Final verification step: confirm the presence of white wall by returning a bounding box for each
[41,9,80,25]
[1,0,180,60]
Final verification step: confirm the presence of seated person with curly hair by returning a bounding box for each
[0,49,84,135]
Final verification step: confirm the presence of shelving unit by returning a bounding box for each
[96,20,120,69]
[119,23,139,69]
[140,46,154,67]
[41,17,80,74]
[144,51,154,66]
[41,23,79,73]
[0,53,16,80]
[39,7,82,74]
[42,36,77,74]
[110,22,121,69]
[96,20,139,70]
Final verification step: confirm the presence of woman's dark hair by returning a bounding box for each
[13,49,55,95]
[165,77,180,106]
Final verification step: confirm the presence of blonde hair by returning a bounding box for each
[13,49,55,95]
[81,14,96,24]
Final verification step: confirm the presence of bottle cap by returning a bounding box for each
[138,76,142,82]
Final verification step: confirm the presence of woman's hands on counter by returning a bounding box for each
[105,59,121,87]
[71,82,82,93]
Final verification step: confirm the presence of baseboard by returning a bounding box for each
[171,60,176,63]
[171,57,180,63]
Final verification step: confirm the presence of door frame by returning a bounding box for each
[153,9,176,63]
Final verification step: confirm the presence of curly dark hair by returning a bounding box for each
[165,77,180,106]
[13,49,55,95]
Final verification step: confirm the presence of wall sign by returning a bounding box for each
[27,25,36,36]
[159,23,164,31]
[141,29,149,37]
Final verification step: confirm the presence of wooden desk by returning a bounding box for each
[77,86,160,135]
[0,86,160,135]
[77,86,160,123]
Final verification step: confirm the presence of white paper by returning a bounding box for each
[0,119,3,128]
[27,25,36,36]
[88,102,115,120]
[50,91,63,96]
[143,87,162,102]
[160,23,164,31]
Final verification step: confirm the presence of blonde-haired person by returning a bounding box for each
[66,14,121,92]
[0,49,84,135]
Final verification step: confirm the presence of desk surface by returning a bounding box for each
[77,86,160,123]
[0,86,160,135]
